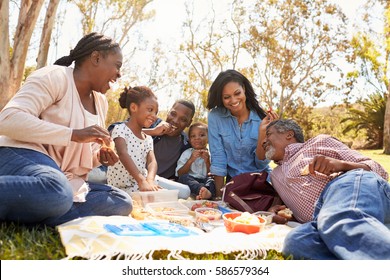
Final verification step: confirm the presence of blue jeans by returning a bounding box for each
[178,174,216,198]
[0,147,132,226]
[283,169,390,259]
[155,175,191,199]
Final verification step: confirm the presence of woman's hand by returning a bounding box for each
[71,125,111,145]
[260,110,279,132]
[98,146,119,166]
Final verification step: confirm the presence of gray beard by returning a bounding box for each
[265,145,276,160]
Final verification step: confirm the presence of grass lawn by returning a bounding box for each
[1,149,389,260]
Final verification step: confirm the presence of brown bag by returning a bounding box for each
[222,172,280,213]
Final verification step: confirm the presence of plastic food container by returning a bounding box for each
[223,212,266,234]
[131,190,179,206]
[194,207,222,222]
[180,200,220,211]
[145,201,190,216]
[253,211,275,225]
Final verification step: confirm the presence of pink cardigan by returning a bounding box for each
[0,65,108,202]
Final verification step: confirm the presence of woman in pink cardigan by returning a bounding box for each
[0,32,132,226]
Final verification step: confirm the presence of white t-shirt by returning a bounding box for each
[107,123,153,192]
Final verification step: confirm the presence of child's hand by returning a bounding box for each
[190,149,203,161]
[154,121,177,135]
[199,149,210,161]
[139,179,160,191]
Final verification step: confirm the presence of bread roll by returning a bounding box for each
[277,208,293,219]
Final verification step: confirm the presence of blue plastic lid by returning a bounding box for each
[104,224,157,236]
[140,222,198,237]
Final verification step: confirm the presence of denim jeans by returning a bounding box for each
[283,169,390,259]
[0,147,132,226]
[178,174,216,198]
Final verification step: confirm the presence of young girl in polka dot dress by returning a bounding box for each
[107,86,161,193]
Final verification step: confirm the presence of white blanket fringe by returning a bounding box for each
[57,215,292,260]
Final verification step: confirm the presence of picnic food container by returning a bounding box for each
[131,190,179,206]
[253,211,275,225]
[223,212,266,234]
[194,207,222,222]
[180,199,232,214]
[145,201,190,216]
[180,200,219,211]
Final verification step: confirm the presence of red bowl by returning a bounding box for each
[223,212,266,234]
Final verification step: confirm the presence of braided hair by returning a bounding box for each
[54,32,120,67]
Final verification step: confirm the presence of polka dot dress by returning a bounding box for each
[107,123,153,193]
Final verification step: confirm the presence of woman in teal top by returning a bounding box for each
[206,69,276,198]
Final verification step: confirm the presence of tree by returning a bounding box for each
[0,0,46,109]
[348,0,390,154]
[341,92,386,149]
[36,0,60,69]
[70,0,154,47]
[178,0,246,121]
[241,0,350,118]
[177,0,351,128]
[0,0,155,111]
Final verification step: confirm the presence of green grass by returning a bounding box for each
[358,149,390,175]
[1,149,388,260]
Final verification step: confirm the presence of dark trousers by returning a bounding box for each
[178,174,216,199]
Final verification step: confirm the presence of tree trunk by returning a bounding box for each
[36,0,60,69]
[383,91,390,154]
[0,0,11,109]
[0,0,45,110]
[383,1,390,154]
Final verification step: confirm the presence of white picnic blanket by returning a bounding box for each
[57,215,293,260]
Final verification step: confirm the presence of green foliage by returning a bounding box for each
[341,92,386,148]
[309,104,366,147]
[22,66,36,82]
[350,33,383,80]
[105,87,128,128]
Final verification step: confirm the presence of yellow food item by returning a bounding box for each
[102,141,115,150]
[154,207,175,212]
[131,208,151,220]
[231,212,261,225]
[300,165,310,176]
[277,208,293,219]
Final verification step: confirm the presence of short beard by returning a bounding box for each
[265,145,276,160]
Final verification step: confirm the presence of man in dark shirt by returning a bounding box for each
[106,99,195,181]
[144,99,195,180]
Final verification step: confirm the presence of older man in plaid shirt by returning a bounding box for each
[260,119,390,260]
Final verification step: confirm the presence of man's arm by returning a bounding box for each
[308,155,371,176]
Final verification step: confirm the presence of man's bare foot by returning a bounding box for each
[196,187,212,200]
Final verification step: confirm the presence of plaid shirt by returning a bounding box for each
[271,134,388,223]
